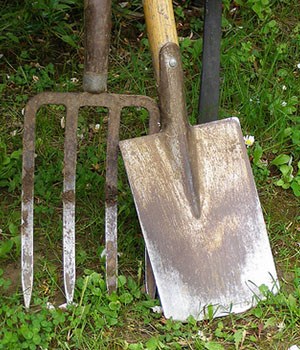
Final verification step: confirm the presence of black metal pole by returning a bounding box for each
[198,0,222,123]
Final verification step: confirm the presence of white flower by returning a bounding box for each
[32,75,39,82]
[277,321,285,331]
[100,248,106,258]
[60,116,65,129]
[11,130,17,137]
[59,302,77,310]
[282,85,287,91]
[281,101,287,107]
[288,346,300,350]
[70,77,79,83]
[119,2,129,8]
[46,302,55,310]
[244,135,255,147]
[197,330,209,341]
[94,124,100,132]
[151,306,162,314]
[297,63,300,69]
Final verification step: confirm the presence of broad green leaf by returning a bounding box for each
[109,301,121,311]
[205,341,225,350]
[271,154,290,166]
[9,223,18,235]
[291,129,300,145]
[10,149,22,159]
[234,329,245,349]
[61,35,77,48]
[253,144,263,165]
[276,179,284,187]
[291,181,300,197]
[120,292,133,305]
[0,239,13,258]
[279,164,293,178]
[118,275,127,287]
[287,294,297,310]
[146,337,165,350]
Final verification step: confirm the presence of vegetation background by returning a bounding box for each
[0,0,299,349]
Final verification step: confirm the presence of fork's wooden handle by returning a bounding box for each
[143,0,179,81]
[83,0,111,93]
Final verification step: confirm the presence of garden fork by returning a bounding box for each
[21,0,159,308]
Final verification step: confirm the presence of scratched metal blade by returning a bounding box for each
[21,102,36,309]
[21,200,34,309]
[105,106,121,293]
[63,105,78,304]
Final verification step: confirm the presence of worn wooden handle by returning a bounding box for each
[143,0,179,81]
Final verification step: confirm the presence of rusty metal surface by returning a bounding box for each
[21,91,159,308]
[105,105,121,293]
[83,0,112,93]
[119,43,279,321]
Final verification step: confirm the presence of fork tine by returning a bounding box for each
[63,104,78,304]
[105,106,121,293]
[21,101,37,309]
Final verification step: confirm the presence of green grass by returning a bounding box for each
[0,0,300,349]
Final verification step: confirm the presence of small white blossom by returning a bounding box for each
[46,302,55,310]
[11,130,17,137]
[244,135,255,147]
[94,124,100,132]
[100,248,106,258]
[277,321,285,331]
[151,306,162,314]
[59,302,77,310]
[297,63,300,69]
[281,101,287,107]
[32,75,39,82]
[70,77,79,83]
[60,116,65,129]
[282,85,287,91]
[197,330,209,341]
[119,2,129,8]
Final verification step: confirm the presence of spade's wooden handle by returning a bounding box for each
[143,0,179,81]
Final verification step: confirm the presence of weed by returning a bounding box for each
[0,141,22,192]
[271,155,300,196]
